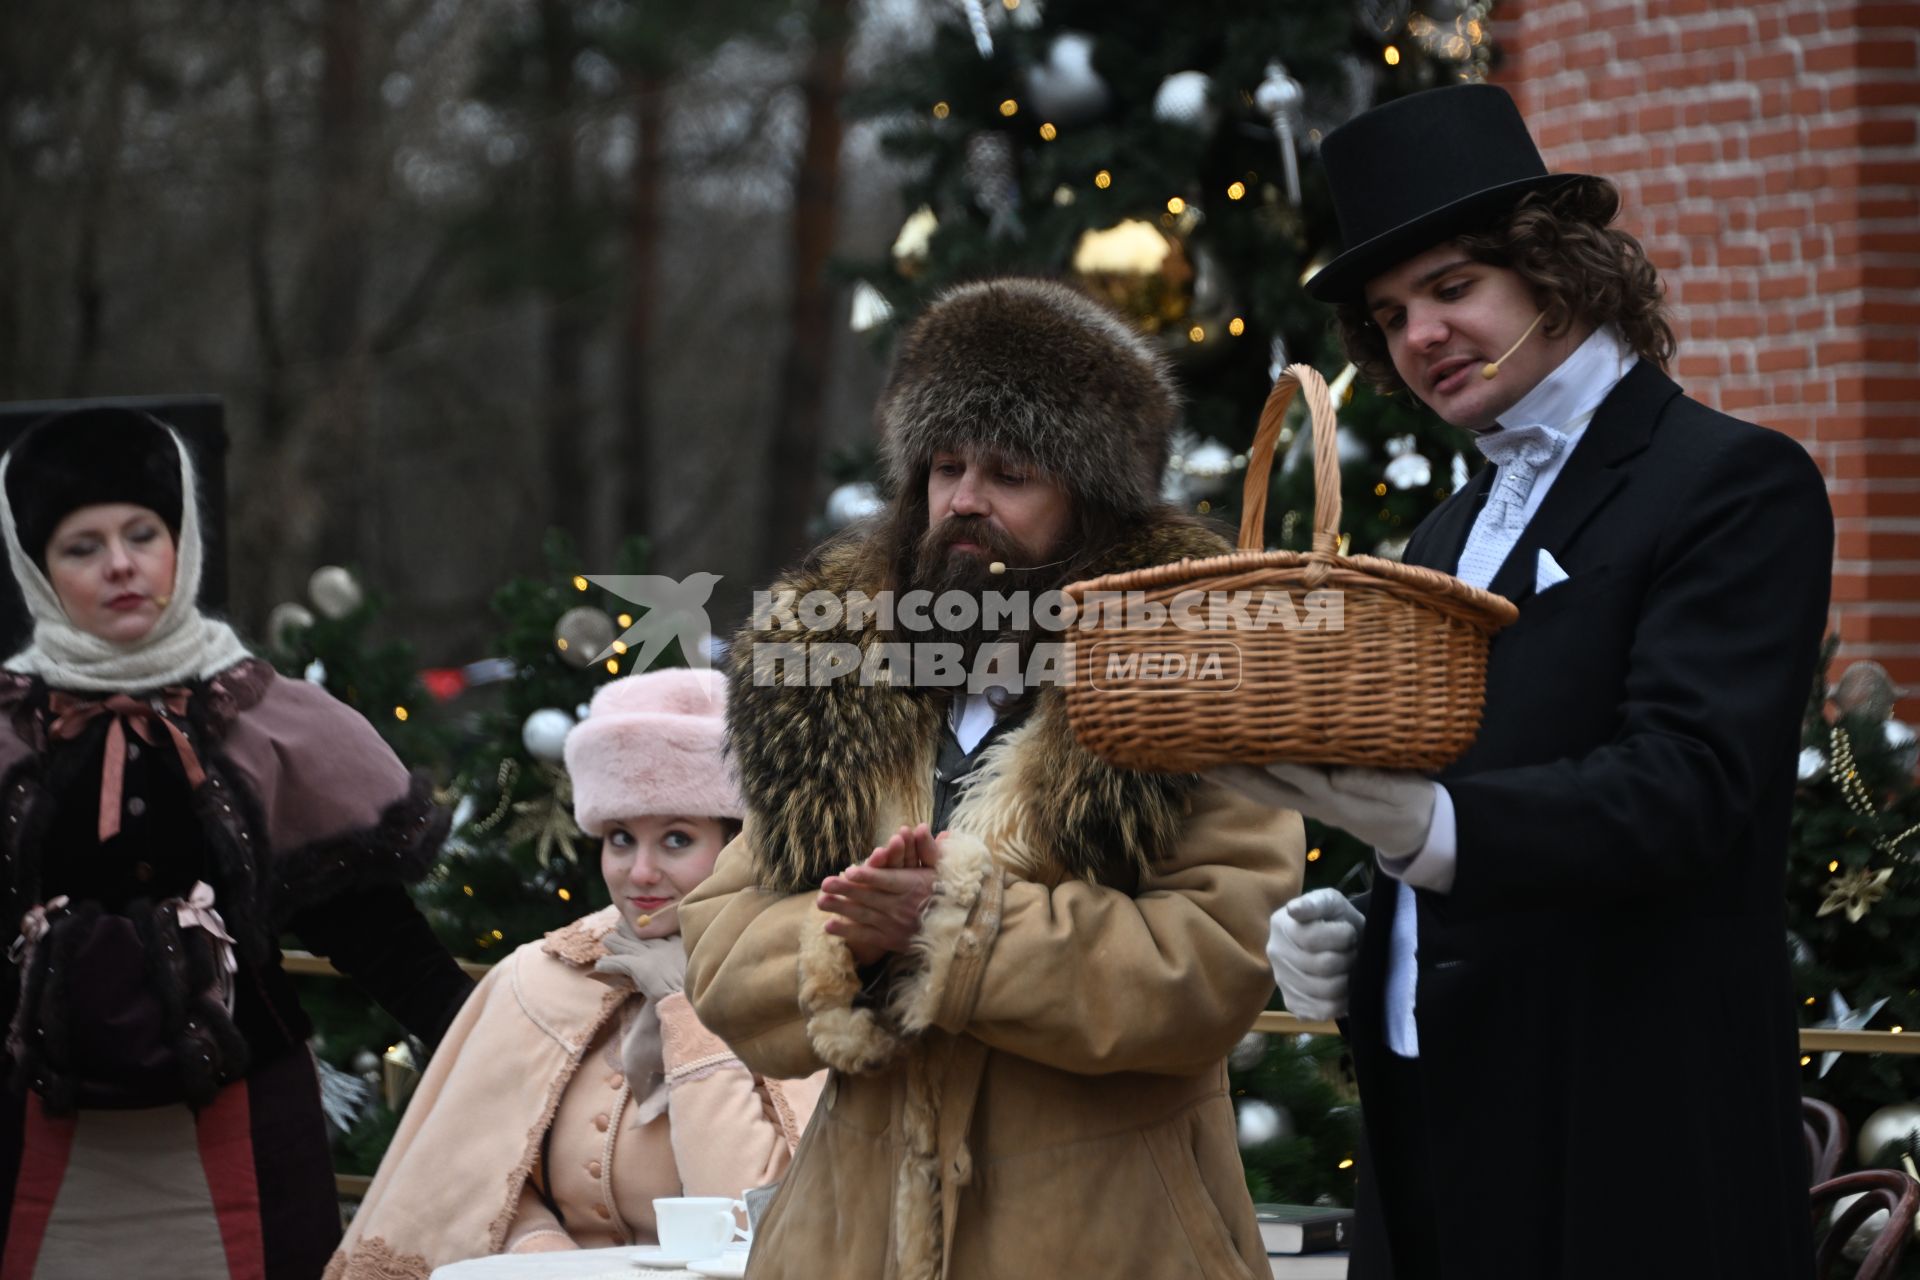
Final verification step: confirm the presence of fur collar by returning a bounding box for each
[539,905,621,968]
[726,512,1229,894]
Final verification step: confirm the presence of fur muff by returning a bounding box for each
[725,514,1229,896]
[877,278,1179,519]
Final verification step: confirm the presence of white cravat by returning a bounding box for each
[951,693,1000,754]
[1383,326,1637,1057]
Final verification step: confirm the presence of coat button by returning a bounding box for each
[593,1204,610,1219]
[127,797,146,817]
[607,1071,623,1089]
[587,1160,602,1179]
[593,1113,610,1132]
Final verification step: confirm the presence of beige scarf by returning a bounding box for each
[0,430,251,692]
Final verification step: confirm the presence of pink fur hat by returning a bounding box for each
[564,667,742,837]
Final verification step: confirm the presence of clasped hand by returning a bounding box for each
[816,823,943,967]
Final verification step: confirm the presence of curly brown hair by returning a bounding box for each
[1332,176,1676,391]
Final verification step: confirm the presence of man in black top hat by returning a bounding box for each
[1217,84,1831,1278]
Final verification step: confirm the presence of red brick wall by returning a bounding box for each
[1489,0,1920,721]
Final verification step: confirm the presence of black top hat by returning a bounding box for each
[1306,84,1584,303]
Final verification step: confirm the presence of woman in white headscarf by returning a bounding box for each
[0,406,473,1279]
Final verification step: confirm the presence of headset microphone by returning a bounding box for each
[1480,311,1546,379]
[988,555,1073,576]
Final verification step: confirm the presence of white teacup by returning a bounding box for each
[654,1195,748,1258]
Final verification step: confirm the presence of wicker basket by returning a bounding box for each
[1061,363,1520,773]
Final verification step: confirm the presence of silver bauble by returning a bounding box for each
[1830,1190,1917,1261]
[1835,660,1898,722]
[1385,451,1433,491]
[825,481,884,531]
[1857,1101,1920,1166]
[554,606,617,668]
[266,602,316,652]
[1229,1032,1267,1072]
[303,658,328,686]
[521,707,576,763]
[1153,71,1217,134]
[1182,439,1237,498]
[308,565,365,620]
[1884,719,1918,776]
[352,1049,381,1075]
[1024,32,1110,126]
[1798,746,1829,784]
[1236,1098,1294,1148]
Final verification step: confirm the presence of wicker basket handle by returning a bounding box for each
[1238,363,1342,587]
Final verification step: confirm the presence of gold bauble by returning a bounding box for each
[1070,219,1193,331]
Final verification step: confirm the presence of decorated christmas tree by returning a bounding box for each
[833,0,1501,1206]
[1788,645,1920,1266]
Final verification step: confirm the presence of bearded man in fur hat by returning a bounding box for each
[681,278,1305,1280]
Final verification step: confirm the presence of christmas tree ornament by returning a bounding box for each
[315,1055,375,1133]
[521,707,576,762]
[1813,990,1890,1077]
[506,763,585,865]
[382,1040,421,1110]
[955,0,993,57]
[1830,1190,1906,1262]
[1153,71,1217,134]
[892,206,938,278]
[266,602,315,652]
[825,480,885,531]
[1070,219,1193,331]
[1229,1031,1267,1071]
[308,565,364,620]
[1817,866,1892,923]
[1798,745,1828,784]
[1384,435,1434,490]
[1024,32,1110,127]
[1179,438,1237,498]
[303,658,328,686]
[1835,660,1898,722]
[850,280,894,333]
[353,1049,381,1076]
[1885,718,1918,776]
[964,132,1025,239]
[554,607,617,668]
[1830,723,1920,857]
[1236,1098,1294,1148]
[1253,61,1306,206]
[1858,1101,1920,1166]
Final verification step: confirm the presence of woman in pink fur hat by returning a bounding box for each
[328,668,824,1279]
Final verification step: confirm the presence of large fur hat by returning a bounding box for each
[564,667,743,837]
[4,407,184,570]
[877,278,1178,518]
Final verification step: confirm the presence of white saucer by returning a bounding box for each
[625,1244,703,1269]
[686,1256,748,1279]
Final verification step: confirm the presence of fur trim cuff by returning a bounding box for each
[885,834,1001,1037]
[796,913,904,1073]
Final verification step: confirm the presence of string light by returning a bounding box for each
[617,613,633,627]
[1829,860,1841,872]
[463,885,475,897]
[1227,181,1246,200]
[1306,847,1322,863]
[932,101,950,119]
[1894,1025,1906,1034]
[558,887,572,901]
[1094,169,1112,189]
[1188,325,1205,342]
[1167,196,1186,215]
[1229,317,1246,336]
[1337,1158,1355,1170]
[999,98,1019,117]
[613,640,629,655]
[572,575,589,591]
[1374,483,1388,497]
[491,929,504,940]
[394,706,409,721]
[605,658,620,674]
[556,638,569,653]
[1039,122,1057,140]
[1800,1055,1813,1067]
[1384,45,1401,66]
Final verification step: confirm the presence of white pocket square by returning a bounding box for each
[1535,549,1571,594]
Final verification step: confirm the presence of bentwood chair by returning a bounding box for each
[1810,1169,1920,1280]
[1805,1097,1851,1186]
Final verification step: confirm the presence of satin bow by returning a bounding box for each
[47,690,206,843]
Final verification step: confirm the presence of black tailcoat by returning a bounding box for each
[1347,362,1830,1279]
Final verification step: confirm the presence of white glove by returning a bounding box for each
[1211,763,1436,859]
[1266,888,1365,1022]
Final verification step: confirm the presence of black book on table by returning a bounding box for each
[1254,1203,1355,1255]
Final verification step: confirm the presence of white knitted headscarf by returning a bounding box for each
[1,428,252,692]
